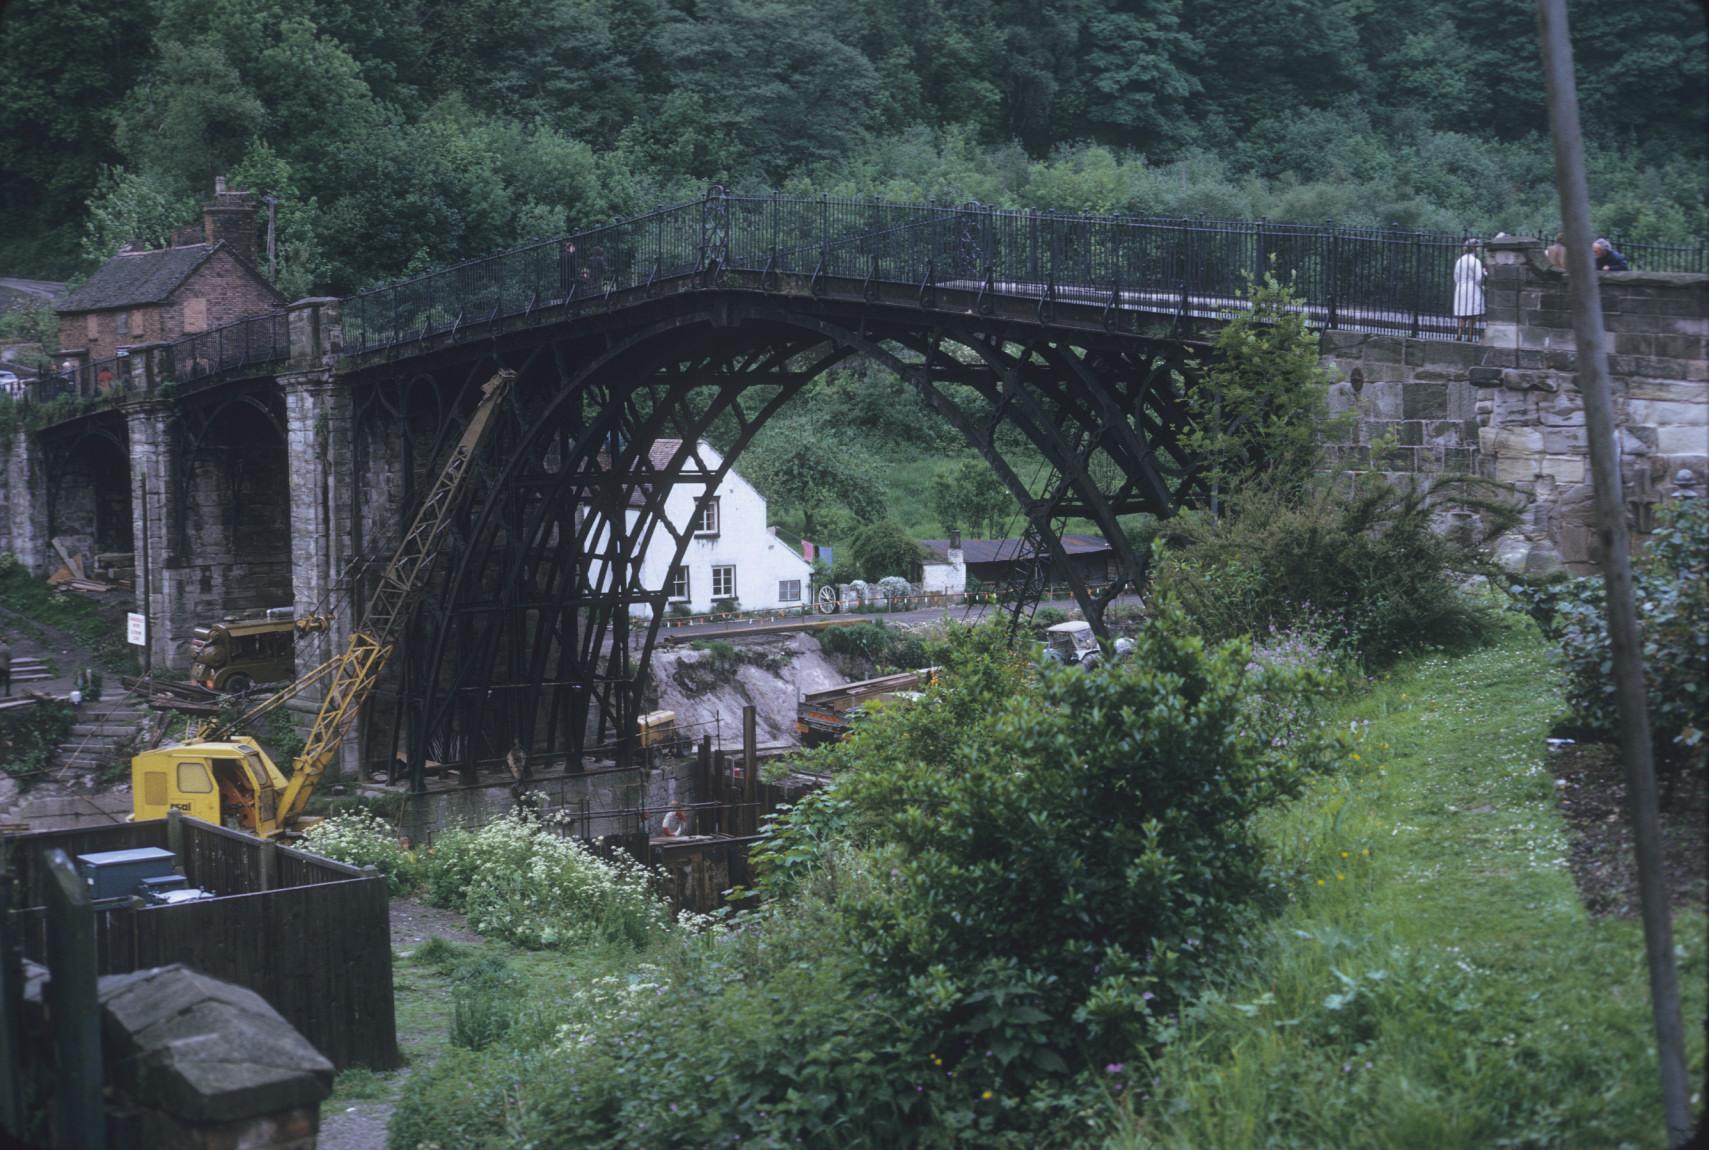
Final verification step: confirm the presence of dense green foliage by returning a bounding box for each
[385,614,1343,1147]
[0,552,138,673]
[0,701,73,781]
[930,458,1012,540]
[1509,498,1708,771]
[2,0,1702,285]
[847,518,926,582]
[1151,479,1506,668]
[1186,274,1343,493]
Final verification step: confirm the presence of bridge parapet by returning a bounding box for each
[1324,237,1707,572]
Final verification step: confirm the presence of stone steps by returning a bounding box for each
[10,657,54,684]
[55,695,149,773]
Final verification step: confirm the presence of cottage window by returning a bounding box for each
[115,311,129,336]
[668,566,690,601]
[694,498,720,536]
[86,314,98,341]
[712,565,736,599]
[778,579,801,603]
[184,297,209,333]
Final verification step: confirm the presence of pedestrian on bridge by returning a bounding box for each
[1452,239,1488,341]
[0,635,10,697]
[1593,238,1630,272]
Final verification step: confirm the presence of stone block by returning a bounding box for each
[1542,427,1588,454]
[1325,380,1357,414]
[1539,455,1586,484]
[1425,420,1468,446]
[1528,308,1572,330]
[1495,427,1544,455]
[1402,382,1449,420]
[1475,398,1495,415]
[1397,420,1424,446]
[1544,348,1578,371]
[1360,380,1405,420]
[1626,378,1706,403]
[1421,340,1482,369]
[1442,446,1476,474]
[1613,332,1655,356]
[1657,425,1709,456]
[1478,426,1499,456]
[1619,427,1656,456]
[1654,333,1706,361]
[1362,339,1405,365]
[1404,341,1425,366]
[1467,366,1503,387]
[1606,311,1664,333]
[1666,315,1709,337]
[1479,346,1518,369]
[1627,399,1707,427]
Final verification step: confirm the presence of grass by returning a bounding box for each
[1109,622,1707,1149]
[0,554,139,672]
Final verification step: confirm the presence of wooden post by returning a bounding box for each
[1536,3,1689,1142]
[257,840,278,893]
[43,849,106,1150]
[712,751,727,835]
[742,705,758,836]
[166,807,184,859]
[0,883,24,1137]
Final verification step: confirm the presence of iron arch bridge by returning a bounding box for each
[332,191,1253,786]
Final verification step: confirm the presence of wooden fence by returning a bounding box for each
[4,816,398,1069]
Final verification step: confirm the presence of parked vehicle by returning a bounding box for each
[189,609,300,692]
[796,668,936,747]
[1041,620,1102,669]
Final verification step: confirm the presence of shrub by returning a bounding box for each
[849,519,925,582]
[1509,498,1708,771]
[1031,605,1070,633]
[767,611,1339,1110]
[388,1046,521,1150]
[299,809,419,894]
[0,702,73,782]
[819,620,928,671]
[450,952,523,1051]
[421,812,674,948]
[1151,478,1505,668]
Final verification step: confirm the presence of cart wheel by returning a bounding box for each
[816,585,838,615]
[224,673,251,694]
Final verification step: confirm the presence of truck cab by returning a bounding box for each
[131,738,289,834]
[1042,620,1102,668]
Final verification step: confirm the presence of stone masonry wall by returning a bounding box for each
[161,247,284,338]
[1320,238,1707,573]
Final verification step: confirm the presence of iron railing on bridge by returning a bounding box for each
[23,311,289,406]
[338,190,1709,355]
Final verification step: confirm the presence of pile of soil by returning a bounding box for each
[1550,741,1707,918]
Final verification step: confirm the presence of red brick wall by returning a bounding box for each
[161,249,282,338]
[57,306,165,358]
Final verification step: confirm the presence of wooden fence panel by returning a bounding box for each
[7,820,398,1070]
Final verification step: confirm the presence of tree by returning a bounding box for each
[1185,271,1341,495]
[848,520,924,583]
[739,415,884,541]
[930,458,1013,540]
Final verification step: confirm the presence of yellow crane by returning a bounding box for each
[131,370,514,836]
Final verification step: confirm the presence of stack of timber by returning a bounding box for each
[123,675,223,716]
[45,537,129,593]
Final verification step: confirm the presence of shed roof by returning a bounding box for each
[919,534,1111,565]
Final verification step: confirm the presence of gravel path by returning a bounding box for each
[316,899,481,1150]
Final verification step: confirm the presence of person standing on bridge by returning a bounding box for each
[1593,238,1630,272]
[560,240,579,301]
[1452,239,1488,341]
[0,634,11,697]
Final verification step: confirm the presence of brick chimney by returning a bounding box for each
[201,176,259,260]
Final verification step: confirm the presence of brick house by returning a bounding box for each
[56,178,285,364]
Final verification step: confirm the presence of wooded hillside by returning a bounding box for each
[1,0,1702,293]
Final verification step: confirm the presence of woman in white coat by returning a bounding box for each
[1452,238,1487,341]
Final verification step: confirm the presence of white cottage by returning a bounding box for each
[629,439,813,616]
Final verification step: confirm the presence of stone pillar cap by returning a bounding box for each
[98,963,333,1124]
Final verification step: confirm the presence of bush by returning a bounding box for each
[848,519,925,582]
[819,620,928,671]
[388,1046,522,1150]
[422,812,675,948]
[450,952,523,1051]
[1151,478,1505,668]
[299,810,419,895]
[821,606,1340,1094]
[1510,498,1708,771]
[0,702,73,782]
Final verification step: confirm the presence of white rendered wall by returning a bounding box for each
[629,442,813,616]
[920,549,966,594]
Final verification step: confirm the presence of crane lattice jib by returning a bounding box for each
[276,370,514,825]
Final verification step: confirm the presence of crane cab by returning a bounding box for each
[131,738,290,834]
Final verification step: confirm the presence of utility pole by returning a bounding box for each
[1534,2,1691,1143]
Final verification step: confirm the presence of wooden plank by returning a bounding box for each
[42,850,105,1150]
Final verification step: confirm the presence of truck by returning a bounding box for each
[131,370,514,836]
[795,668,936,748]
[188,607,320,692]
[1040,620,1102,669]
